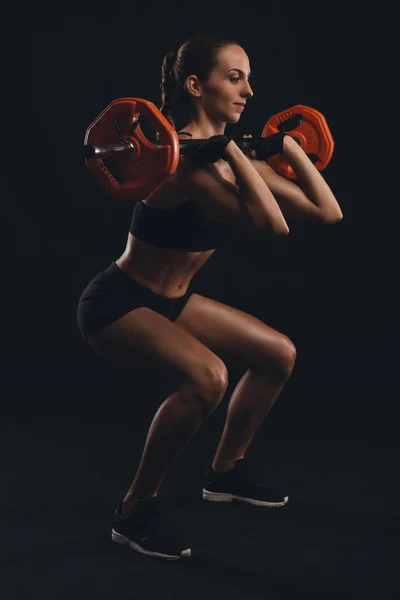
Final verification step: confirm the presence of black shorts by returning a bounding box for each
[77,262,193,343]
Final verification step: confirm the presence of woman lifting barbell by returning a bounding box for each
[77,33,343,561]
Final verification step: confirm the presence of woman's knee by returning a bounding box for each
[274,336,297,377]
[256,335,297,378]
[183,359,229,413]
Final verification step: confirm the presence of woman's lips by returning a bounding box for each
[234,104,245,112]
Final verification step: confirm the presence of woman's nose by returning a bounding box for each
[243,82,253,98]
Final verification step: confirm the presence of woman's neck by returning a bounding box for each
[179,121,226,139]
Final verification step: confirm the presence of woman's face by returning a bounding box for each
[197,44,254,123]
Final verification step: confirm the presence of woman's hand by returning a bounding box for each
[241,134,257,158]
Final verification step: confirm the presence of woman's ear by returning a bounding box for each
[185,75,202,98]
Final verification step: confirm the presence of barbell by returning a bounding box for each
[83,98,334,199]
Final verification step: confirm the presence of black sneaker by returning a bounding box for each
[203,459,289,507]
[111,497,191,560]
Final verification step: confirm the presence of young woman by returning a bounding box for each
[77,34,342,561]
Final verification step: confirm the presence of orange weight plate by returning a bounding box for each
[262,105,334,180]
[84,98,180,198]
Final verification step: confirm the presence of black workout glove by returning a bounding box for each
[245,132,286,160]
[188,135,232,166]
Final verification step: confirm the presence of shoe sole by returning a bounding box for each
[111,529,191,560]
[202,488,289,507]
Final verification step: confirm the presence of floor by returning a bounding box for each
[2,378,398,600]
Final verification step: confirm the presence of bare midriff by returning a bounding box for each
[116,234,215,299]
[115,156,235,299]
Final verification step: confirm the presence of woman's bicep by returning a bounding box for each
[248,158,323,221]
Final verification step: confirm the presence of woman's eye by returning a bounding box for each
[230,77,239,83]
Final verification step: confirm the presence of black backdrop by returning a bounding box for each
[2,5,399,598]
[3,5,398,443]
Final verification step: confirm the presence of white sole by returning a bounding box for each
[202,488,289,507]
[111,529,191,560]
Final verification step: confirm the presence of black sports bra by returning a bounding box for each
[129,131,228,251]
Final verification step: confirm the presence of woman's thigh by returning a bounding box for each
[87,306,228,392]
[174,293,296,375]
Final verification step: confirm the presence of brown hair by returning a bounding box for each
[159,33,239,131]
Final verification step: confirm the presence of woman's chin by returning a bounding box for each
[227,113,241,123]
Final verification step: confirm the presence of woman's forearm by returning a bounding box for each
[282,136,343,221]
[224,140,289,234]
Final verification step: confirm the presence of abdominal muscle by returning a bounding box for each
[115,234,215,299]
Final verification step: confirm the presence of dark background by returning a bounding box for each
[4,4,398,437]
[2,3,399,599]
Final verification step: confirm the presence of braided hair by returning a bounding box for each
[159,50,179,131]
